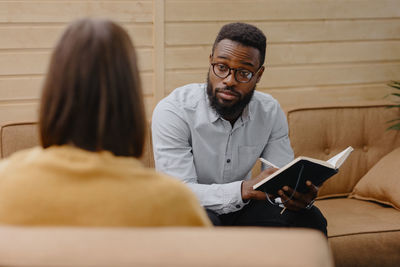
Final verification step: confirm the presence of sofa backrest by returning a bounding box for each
[287,102,400,197]
[0,122,155,168]
[2,102,400,197]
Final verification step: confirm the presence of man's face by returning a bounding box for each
[207,39,264,118]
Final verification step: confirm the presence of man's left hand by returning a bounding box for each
[277,180,318,211]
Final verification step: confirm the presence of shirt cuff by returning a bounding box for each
[220,181,248,214]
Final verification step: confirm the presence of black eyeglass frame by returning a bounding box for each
[210,62,263,83]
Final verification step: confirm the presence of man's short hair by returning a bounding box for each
[212,22,267,67]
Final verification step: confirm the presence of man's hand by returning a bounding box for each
[278,180,318,211]
[241,168,278,201]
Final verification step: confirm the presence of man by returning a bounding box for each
[152,22,327,234]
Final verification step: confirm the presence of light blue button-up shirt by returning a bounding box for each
[152,83,294,214]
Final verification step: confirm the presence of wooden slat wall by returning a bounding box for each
[1,0,400,126]
[164,0,400,109]
[0,0,154,125]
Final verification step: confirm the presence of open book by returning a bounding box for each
[253,146,354,194]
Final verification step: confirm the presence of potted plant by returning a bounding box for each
[387,81,400,130]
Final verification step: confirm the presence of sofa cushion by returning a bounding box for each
[328,231,400,267]
[0,226,333,267]
[315,198,400,266]
[350,146,400,210]
[287,103,400,197]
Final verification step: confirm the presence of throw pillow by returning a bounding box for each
[350,146,400,210]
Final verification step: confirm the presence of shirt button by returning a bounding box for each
[236,205,241,208]
[227,159,231,163]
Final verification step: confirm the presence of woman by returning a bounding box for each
[0,19,210,227]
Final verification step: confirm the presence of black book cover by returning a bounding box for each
[255,160,339,194]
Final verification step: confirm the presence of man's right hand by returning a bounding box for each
[241,168,278,201]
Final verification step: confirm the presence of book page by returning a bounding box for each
[326,146,354,168]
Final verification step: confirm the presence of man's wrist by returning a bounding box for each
[241,180,249,201]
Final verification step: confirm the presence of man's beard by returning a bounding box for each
[206,71,255,118]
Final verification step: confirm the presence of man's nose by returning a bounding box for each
[223,71,238,86]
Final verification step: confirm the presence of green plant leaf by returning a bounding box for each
[386,104,400,108]
[387,124,400,131]
[389,81,400,89]
[387,118,400,123]
[390,80,400,86]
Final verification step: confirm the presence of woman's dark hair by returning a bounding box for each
[212,22,267,67]
[39,18,145,157]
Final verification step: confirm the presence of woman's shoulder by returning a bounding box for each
[0,147,43,171]
[146,171,195,196]
[148,174,211,226]
[141,171,199,202]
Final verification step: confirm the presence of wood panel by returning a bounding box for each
[166,19,400,46]
[0,49,153,76]
[166,0,400,21]
[0,77,42,100]
[0,1,153,23]
[267,84,392,110]
[0,52,48,76]
[165,62,400,93]
[0,23,153,49]
[0,96,154,126]
[140,73,154,96]
[0,0,400,123]
[166,41,400,69]
[164,0,400,110]
[0,101,39,125]
[0,72,154,101]
[259,63,400,88]
[0,0,156,125]
[153,0,165,102]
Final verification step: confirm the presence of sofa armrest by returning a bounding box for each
[0,226,333,267]
[0,121,155,168]
[0,122,39,158]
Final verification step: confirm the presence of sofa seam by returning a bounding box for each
[329,229,400,238]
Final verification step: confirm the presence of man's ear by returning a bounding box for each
[256,66,265,83]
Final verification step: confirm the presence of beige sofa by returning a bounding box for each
[0,123,333,266]
[1,100,400,266]
[286,101,400,267]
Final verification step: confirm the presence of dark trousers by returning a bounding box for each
[206,200,327,236]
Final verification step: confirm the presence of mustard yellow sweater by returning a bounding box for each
[0,146,211,227]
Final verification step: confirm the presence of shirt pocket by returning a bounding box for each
[238,145,263,177]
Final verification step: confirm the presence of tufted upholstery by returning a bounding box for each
[287,103,400,197]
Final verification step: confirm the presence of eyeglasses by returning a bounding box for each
[211,63,262,83]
